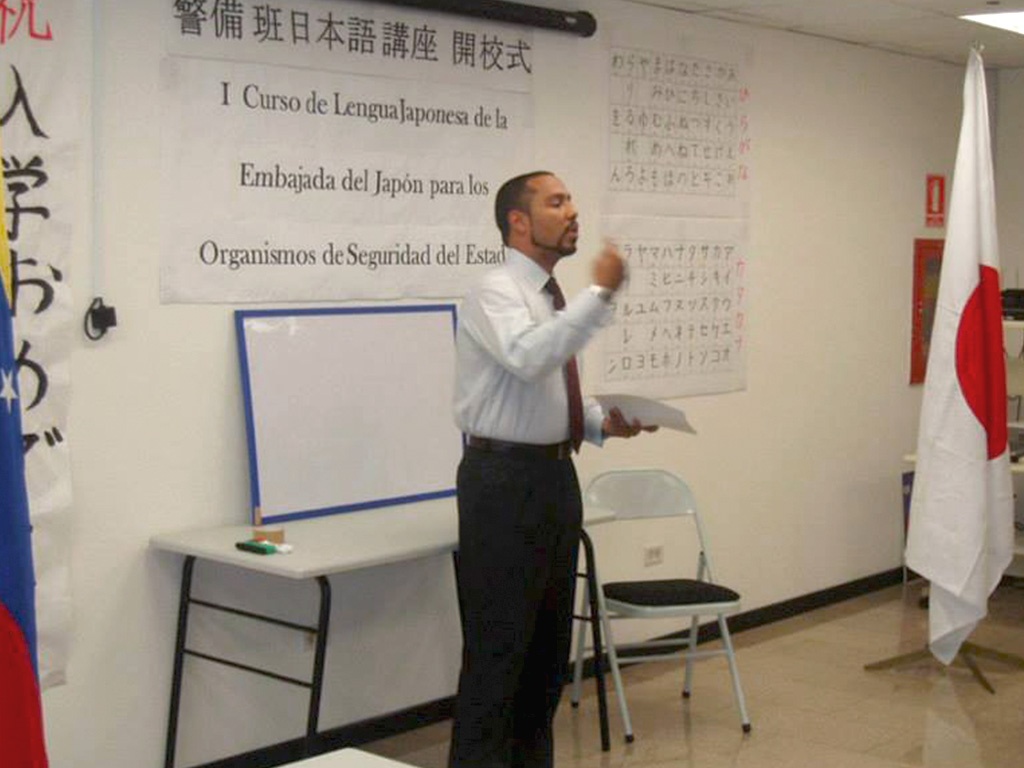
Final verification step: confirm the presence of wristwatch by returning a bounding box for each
[589,284,614,302]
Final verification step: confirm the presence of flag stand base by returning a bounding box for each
[864,642,1024,693]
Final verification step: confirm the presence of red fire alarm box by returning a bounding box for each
[926,174,945,228]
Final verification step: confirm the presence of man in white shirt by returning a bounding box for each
[450,171,653,768]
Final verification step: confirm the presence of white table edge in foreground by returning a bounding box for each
[283,748,418,768]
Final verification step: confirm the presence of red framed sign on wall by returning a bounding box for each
[910,238,944,384]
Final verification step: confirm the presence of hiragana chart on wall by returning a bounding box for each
[591,216,748,399]
[606,43,752,218]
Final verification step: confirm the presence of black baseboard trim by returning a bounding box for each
[192,567,904,768]
[699,566,905,642]
[318,697,455,752]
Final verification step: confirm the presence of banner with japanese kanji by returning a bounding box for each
[1,2,87,689]
[160,0,535,303]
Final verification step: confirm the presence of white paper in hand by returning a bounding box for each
[593,394,695,433]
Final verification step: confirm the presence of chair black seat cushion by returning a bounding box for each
[604,579,740,607]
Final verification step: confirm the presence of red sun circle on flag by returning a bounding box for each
[956,265,1008,459]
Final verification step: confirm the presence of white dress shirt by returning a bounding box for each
[453,248,613,446]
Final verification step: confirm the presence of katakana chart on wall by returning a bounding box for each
[606,43,751,218]
[161,0,534,303]
[591,216,748,399]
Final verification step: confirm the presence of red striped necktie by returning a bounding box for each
[545,277,584,452]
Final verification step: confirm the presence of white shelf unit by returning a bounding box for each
[1005,319,1024,575]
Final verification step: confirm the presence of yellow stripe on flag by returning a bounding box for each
[0,127,12,308]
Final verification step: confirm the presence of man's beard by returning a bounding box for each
[531,225,577,257]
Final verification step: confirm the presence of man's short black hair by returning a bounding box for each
[494,171,553,245]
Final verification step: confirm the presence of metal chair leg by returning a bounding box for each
[682,614,699,698]
[718,615,751,733]
[590,566,634,743]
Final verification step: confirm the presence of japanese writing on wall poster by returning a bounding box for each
[0,1,53,44]
[607,46,751,218]
[2,64,62,455]
[170,0,532,77]
[594,218,747,399]
[1,0,81,689]
[601,37,751,398]
[160,0,534,303]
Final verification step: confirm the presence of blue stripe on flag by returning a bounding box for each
[0,264,38,677]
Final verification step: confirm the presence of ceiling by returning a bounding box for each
[631,0,1024,68]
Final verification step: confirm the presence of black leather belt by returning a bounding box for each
[466,436,572,460]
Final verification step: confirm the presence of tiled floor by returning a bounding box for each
[363,580,1024,768]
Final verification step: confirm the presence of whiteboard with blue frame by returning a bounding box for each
[235,305,461,525]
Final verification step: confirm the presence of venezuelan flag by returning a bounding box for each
[0,128,48,767]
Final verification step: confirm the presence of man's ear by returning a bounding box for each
[508,208,529,238]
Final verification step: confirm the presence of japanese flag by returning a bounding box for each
[904,48,1014,664]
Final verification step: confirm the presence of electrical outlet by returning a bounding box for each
[643,545,664,567]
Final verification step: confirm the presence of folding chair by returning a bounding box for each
[570,469,751,742]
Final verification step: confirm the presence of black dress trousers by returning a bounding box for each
[448,445,583,768]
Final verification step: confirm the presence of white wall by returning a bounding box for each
[40,1,988,766]
[997,68,1024,286]
[996,67,1024,544]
